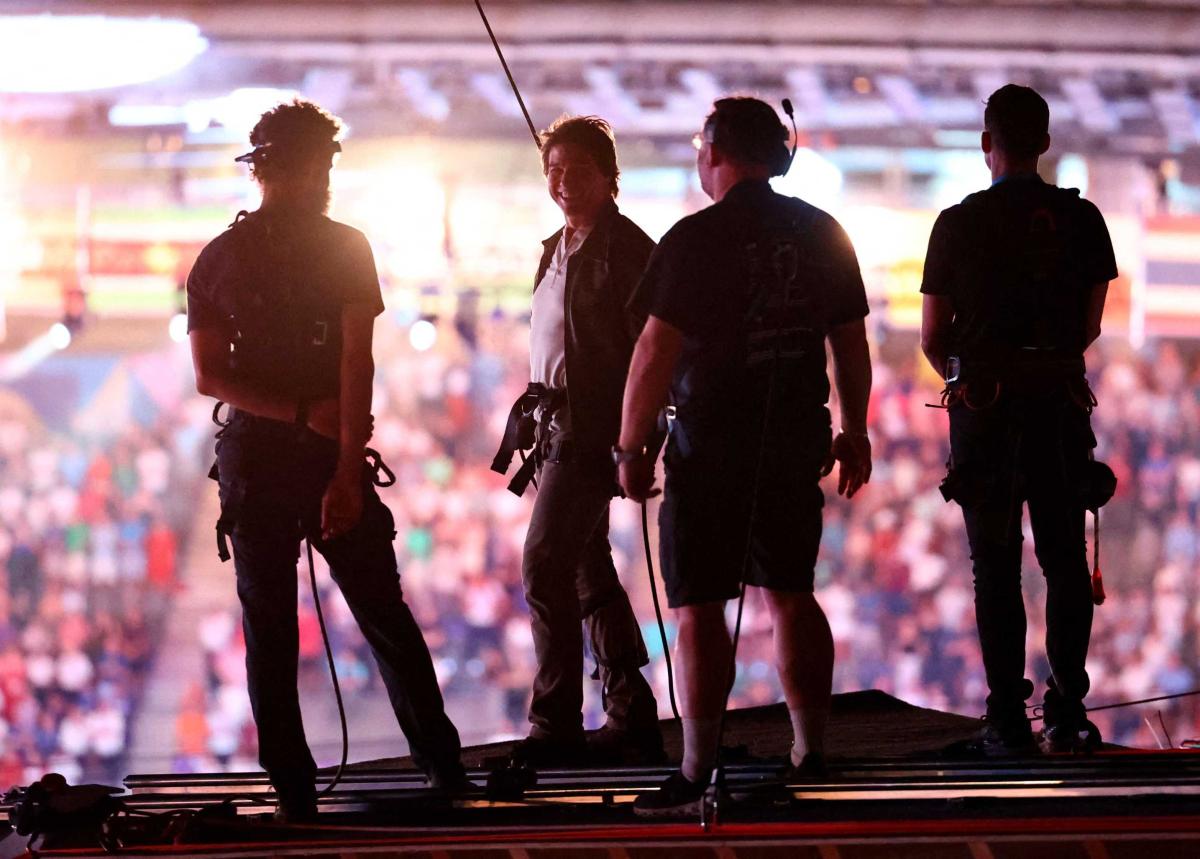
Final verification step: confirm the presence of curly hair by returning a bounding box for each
[245,99,343,183]
[703,97,791,177]
[539,115,620,197]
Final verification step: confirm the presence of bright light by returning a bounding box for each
[0,16,207,94]
[168,313,189,343]
[48,323,72,350]
[409,319,437,352]
[771,149,844,213]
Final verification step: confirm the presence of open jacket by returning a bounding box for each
[534,200,655,455]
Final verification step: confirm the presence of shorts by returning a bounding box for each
[657,423,828,608]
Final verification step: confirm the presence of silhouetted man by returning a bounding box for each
[499,116,662,767]
[619,97,872,814]
[921,84,1117,755]
[187,100,463,819]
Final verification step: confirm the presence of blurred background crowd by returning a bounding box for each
[4,316,1197,786]
[5,0,1200,790]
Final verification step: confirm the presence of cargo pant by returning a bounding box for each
[215,411,462,801]
[521,431,659,740]
[944,384,1096,723]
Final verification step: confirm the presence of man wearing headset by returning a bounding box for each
[187,100,464,820]
[618,97,872,815]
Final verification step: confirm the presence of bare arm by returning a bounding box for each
[617,315,683,502]
[335,307,376,474]
[828,318,871,435]
[619,315,683,451]
[920,293,955,378]
[826,318,873,498]
[190,327,302,423]
[1085,282,1109,347]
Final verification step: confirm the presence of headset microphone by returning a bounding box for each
[781,97,798,175]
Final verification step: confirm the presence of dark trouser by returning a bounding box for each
[216,415,460,798]
[947,389,1095,721]
[521,437,657,740]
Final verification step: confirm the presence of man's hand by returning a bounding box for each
[618,456,660,503]
[821,431,872,498]
[321,468,364,540]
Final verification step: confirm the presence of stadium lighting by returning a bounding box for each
[0,16,207,94]
[168,313,189,344]
[409,319,437,352]
[0,323,71,381]
[48,323,72,350]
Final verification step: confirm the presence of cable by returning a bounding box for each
[305,536,349,798]
[642,501,680,721]
[473,0,542,149]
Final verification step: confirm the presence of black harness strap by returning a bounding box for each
[492,383,566,496]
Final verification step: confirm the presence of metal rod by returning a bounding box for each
[473,0,541,149]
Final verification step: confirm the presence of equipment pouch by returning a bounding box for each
[939,459,996,509]
[1080,459,1117,511]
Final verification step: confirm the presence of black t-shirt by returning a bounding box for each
[920,175,1117,360]
[630,180,868,451]
[187,211,384,401]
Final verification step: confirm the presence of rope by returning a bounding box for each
[642,501,679,721]
[306,536,349,798]
[472,0,541,148]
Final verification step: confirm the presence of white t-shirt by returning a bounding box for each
[530,226,591,433]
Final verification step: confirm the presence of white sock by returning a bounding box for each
[681,717,721,782]
[788,706,827,766]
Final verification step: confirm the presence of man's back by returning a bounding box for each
[187,212,382,403]
[633,179,867,451]
[922,176,1116,362]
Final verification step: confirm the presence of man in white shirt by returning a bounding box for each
[508,116,662,767]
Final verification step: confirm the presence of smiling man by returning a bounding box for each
[505,115,663,768]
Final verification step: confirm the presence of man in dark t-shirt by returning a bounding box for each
[618,97,873,815]
[188,100,463,819]
[921,85,1117,756]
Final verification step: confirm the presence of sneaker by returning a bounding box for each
[1039,718,1102,754]
[508,734,588,768]
[786,751,828,780]
[1040,686,1101,754]
[632,771,710,818]
[426,763,478,795]
[272,793,317,824]
[978,716,1038,758]
[584,723,667,766]
[944,716,1037,759]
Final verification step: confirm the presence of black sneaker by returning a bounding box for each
[944,716,1037,759]
[1040,718,1102,754]
[632,771,710,817]
[978,717,1038,758]
[272,793,317,824]
[786,751,828,780]
[584,723,667,766]
[1040,685,1101,754]
[509,734,588,768]
[426,763,478,795]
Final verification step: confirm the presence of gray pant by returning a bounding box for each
[521,439,658,740]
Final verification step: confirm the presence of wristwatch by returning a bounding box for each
[611,444,648,465]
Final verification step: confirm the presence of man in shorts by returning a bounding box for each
[617,96,873,814]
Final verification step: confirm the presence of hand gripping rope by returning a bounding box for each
[473,0,681,723]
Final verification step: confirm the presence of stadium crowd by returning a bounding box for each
[182,315,1200,772]
[0,404,197,788]
[2,318,1198,786]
